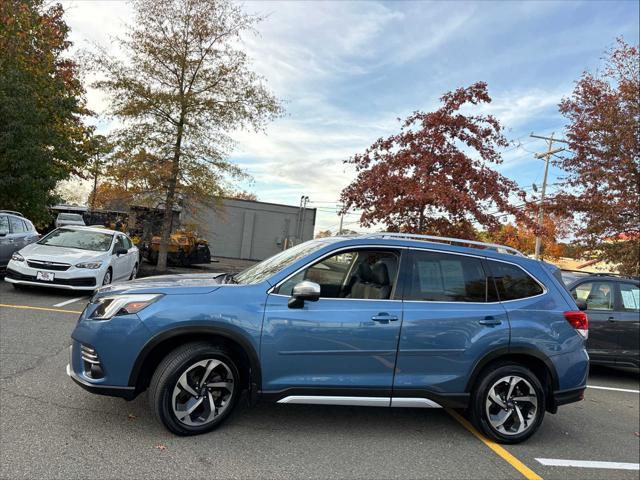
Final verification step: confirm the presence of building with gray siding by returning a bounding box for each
[181,198,316,260]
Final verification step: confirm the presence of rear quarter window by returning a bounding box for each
[487,260,544,301]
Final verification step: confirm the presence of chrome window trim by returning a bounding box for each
[268,243,548,304]
[267,244,405,300]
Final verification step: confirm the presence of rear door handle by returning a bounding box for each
[371,313,399,323]
[479,316,502,326]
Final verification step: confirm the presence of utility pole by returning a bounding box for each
[299,196,309,241]
[530,133,568,260]
[337,203,345,235]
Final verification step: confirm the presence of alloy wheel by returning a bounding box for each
[102,270,112,286]
[485,375,538,436]
[171,359,235,427]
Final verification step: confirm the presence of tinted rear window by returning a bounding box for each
[487,261,544,300]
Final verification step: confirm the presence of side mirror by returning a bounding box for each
[0,230,8,237]
[115,247,128,256]
[288,280,321,309]
[575,299,588,311]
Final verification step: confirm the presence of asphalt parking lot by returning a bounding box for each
[1,280,638,480]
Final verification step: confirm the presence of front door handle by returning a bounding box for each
[371,313,399,323]
[607,316,615,322]
[479,316,502,326]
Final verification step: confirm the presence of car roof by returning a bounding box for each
[566,274,640,289]
[320,235,535,265]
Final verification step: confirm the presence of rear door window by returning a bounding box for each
[486,261,544,301]
[0,216,8,234]
[619,283,639,312]
[403,250,489,302]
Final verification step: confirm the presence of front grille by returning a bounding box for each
[27,260,70,271]
[6,268,96,287]
[80,344,104,379]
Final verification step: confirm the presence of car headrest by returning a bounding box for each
[357,262,374,283]
[371,262,390,286]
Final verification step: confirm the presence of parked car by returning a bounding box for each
[5,226,139,291]
[55,212,86,228]
[0,210,40,272]
[567,275,639,368]
[66,233,588,444]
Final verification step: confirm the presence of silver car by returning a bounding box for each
[55,212,86,228]
[0,211,40,271]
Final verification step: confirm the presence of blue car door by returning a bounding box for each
[392,249,510,402]
[261,247,403,398]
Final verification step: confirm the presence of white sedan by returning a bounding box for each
[4,226,139,291]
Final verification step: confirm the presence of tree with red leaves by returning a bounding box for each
[340,82,526,238]
[554,38,639,275]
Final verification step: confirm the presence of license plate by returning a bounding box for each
[37,271,55,282]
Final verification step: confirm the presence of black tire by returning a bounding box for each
[101,268,112,286]
[148,342,240,436]
[129,263,138,280]
[469,362,546,444]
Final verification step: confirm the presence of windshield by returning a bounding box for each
[234,240,331,285]
[58,213,83,221]
[38,229,113,252]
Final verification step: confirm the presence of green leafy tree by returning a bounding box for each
[92,0,282,271]
[0,0,90,225]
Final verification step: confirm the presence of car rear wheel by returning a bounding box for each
[469,362,545,444]
[149,342,240,436]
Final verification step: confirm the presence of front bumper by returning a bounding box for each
[5,261,100,290]
[66,362,135,400]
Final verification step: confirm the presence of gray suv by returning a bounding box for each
[0,211,40,272]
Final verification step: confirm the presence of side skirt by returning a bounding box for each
[261,388,469,409]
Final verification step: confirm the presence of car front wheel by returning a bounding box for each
[469,362,545,444]
[102,268,112,286]
[149,342,240,436]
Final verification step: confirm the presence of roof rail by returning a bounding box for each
[0,210,24,217]
[362,232,526,257]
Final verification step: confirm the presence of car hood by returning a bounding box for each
[20,243,106,263]
[94,273,229,297]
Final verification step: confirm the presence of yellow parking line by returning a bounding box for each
[0,304,82,315]
[447,409,543,480]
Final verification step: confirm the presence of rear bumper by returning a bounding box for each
[553,386,586,407]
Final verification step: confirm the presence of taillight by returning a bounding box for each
[564,311,588,339]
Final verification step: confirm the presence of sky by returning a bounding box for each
[60,0,640,233]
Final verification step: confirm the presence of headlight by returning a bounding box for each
[89,294,163,320]
[11,252,24,262]
[76,261,103,269]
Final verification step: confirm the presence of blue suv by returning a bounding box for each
[67,233,589,443]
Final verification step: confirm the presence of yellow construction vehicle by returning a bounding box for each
[140,230,212,266]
